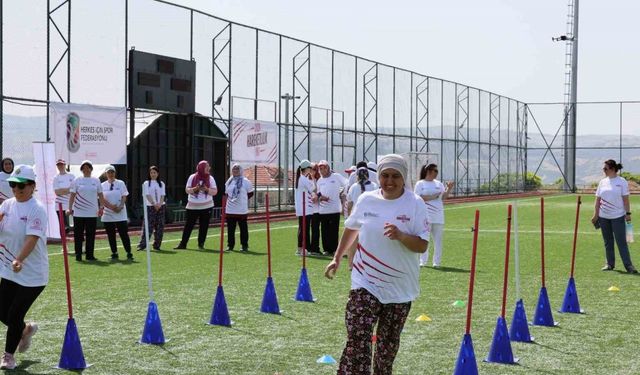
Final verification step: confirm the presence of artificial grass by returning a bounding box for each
[8,194,640,374]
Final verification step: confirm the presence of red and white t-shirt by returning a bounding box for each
[414,179,445,224]
[345,189,430,304]
[295,175,315,217]
[317,173,347,215]
[0,197,49,287]
[70,176,103,218]
[185,175,217,210]
[596,176,629,219]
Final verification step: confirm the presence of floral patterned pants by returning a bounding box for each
[338,288,412,375]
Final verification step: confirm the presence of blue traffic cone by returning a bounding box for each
[140,301,166,344]
[261,276,281,314]
[58,318,87,370]
[560,277,583,314]
[295,268,314,302]
[209,285,232,326]
[316,354,337,364]
[454,333,478,375]
[509,299,534,342]
[485,316,517,364]
[532,287,557,326]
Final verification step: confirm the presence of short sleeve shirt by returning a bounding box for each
[70,177,103,218]
[101,179,129,222]
[53,172,76,211]
[595,176,629,219]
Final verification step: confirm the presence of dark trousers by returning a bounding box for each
[297,215,312,250]
[338,288,411,375]
[179,208,212,247]
[227,215,249,249]
[74,216,97,259]
[104,221,132,254]
[0,279,45,354]
[319,212,340,254]
[600,216,634,269]
[138,206,166,249]
[56,209,70,234]
[310,213,321,253]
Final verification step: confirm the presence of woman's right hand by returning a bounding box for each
[324,259,339,279]
[66,209,73,216]
[591,215,599,224]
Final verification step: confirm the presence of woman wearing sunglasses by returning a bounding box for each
[414,163,454,268]
[0,165,49,370]
[592,159,637,273]
[101,165,133,261]
[0,158,15,204]
[67,160,105,261]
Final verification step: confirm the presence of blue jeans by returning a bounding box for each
[599,216,634,269]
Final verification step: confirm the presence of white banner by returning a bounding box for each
[32,142,61,240]
[50,102,127,165]
[231,118,278,164]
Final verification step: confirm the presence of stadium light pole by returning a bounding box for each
[281,93,299,205]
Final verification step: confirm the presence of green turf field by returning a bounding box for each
[11,194,640,374]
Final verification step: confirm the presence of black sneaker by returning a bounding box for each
[174,244,186,250]
[111,253,119,260]
[127,253,134,260]
[601,264,614,271]
[241,246,249,252]
[75,255,82,262]
[225,247,234,252]
[86,256,97,261]
[627,266,638,274]
[198,244,205,250]
[152,245,161,251]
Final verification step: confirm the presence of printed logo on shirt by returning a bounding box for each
[364,212,379,218]
[30,218,43,231]
[20,216,27,222]
[396,214,411,223]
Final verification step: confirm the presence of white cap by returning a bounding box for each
[7,164,37,183]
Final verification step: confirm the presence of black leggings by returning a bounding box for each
[227,216,249,249]
[179,208,212,247]
[0,279,45,354]
[297,215,312,250]
[73,216,97,258]
[104,221,132,254]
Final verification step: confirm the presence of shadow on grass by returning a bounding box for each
[431,266,469,273]
[77,259,109,267]
[235,250,266,256]
[529,340,573,356]
[12,359,43,374]
[614,270,639,276]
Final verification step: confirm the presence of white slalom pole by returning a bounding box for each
[142,191,154,300]
[514,200,520,301]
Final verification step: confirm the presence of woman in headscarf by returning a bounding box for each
[174,160,218,250]
[325,154,429,375]
[0,158,15,204]
[224,164,254,252]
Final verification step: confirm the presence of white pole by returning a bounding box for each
[514,200,520,301]
[142,190,154,301]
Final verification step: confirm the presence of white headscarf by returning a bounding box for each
[377,154,408,183]
[228,164,244,200]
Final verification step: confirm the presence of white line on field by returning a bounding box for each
[444,194,567,211]
[445,228,600,235]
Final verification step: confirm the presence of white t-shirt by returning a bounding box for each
[70,176,103,218]
[185,175,217,210]
[0,172,13,203]
[317,173,347,214]
[0,197,49,287]
[53,172,76,211]
[345,189,430,304]
[101,179,129,222]
[596,176,629,219]
[312,180,320,214]
[142,180,166,207]
[414,179,446,224]
[347,181,378,204]
[348,170,379,191]
[295,175,315,217]
[225,177,254,215]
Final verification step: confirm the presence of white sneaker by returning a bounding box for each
[0,352,16,370]
[295,249,302,256]
[18,322,38,353]
[419,261,426,267]
[432,264,440,268]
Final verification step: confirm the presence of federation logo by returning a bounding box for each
[396,214,411,223]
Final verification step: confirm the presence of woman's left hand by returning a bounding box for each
[625,214,631,222]
[11,259,23,273]
[384,223,404,241]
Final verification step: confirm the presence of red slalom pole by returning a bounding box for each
[465,209,480,335]
[540,197,546,288]
[266,192,272,278]
[501,205,513,319]
[218,195,227,286]
[57,203,73,319]
[302,192,307,269]
[570,196,581,278]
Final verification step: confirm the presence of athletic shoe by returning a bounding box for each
[173,244,186,250]
[126,253,134,260]
[198,244,205,250]
[18,322,38,353]
[241,246,249,252]
[601,264,614,271]
[225,247,234,252]
[0,352,15,370]
[419,262,426,267]
[433,264,440,268]
[295,249,302,256]
[627,266,638,274]
[111,253,119,260]
[86,256,97,261]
